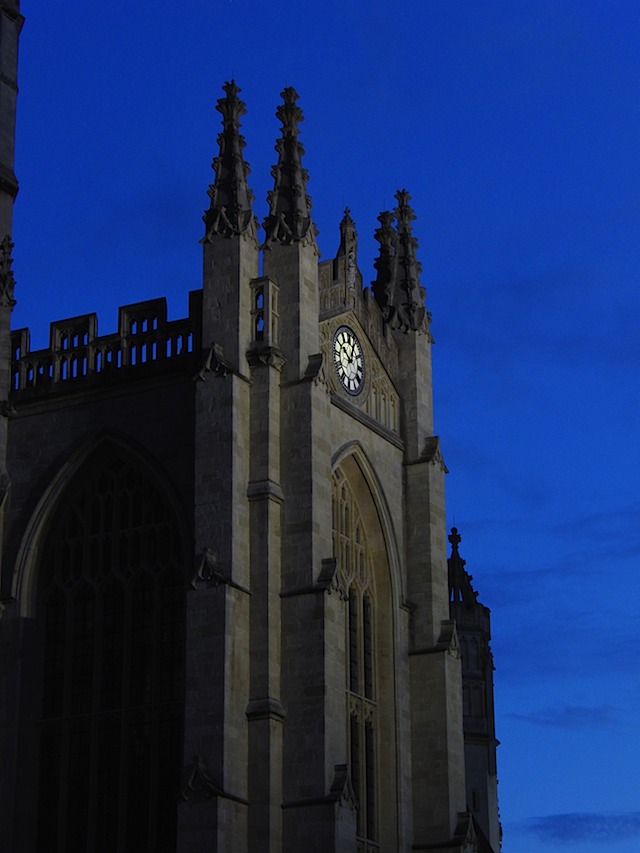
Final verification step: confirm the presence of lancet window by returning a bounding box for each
[333,469,378,849]
[36,446,185,852]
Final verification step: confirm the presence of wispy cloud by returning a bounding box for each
[507,704,619,729]
[523,811,640,843]
[550,503,640,559]
[455,500,640,589]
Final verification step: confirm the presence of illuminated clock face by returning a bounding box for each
[333,325,365,396]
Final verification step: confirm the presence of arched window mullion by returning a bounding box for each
[350,708,362,837]
[365,715,377,842]
[363,593,374,701]
[348,586,359,693]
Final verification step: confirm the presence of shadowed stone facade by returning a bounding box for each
[0,10,500,850]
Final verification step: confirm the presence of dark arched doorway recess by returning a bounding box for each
[35,441,186,852]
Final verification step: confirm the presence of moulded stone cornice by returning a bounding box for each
[411,811,479,852]
[437,619,461,657]
[329,763,357,809]
[317,556,348,600]
[281,556,348,599]
[245,696,287,722]
[409,619,460,659]
[246,345,285,371]
[181,755,248,805]
[246,478,285,504]
[301,351,328,390]
[417,435,449,473]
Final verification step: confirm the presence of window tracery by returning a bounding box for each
[333,469,378,849]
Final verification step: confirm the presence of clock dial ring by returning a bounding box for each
[332,325,365,396]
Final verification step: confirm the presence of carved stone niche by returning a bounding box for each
[249,276,280,349]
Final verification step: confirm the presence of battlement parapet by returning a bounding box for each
[11,290,202,398]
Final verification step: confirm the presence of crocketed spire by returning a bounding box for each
[263,87,316,247]
[336,207,357,258]
[371,190,429,333]
[371,210,397,309]
[394,189,427,330]
[0,235,17,309]
[203,80,257,240]
[335,208,358,289]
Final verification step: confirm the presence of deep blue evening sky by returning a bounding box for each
[11,2,640,851]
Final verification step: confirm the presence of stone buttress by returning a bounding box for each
[184,80,259,851]
[372,193,468,847]
[262,88,339,851]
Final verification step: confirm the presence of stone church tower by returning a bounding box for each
[0,9,500,851]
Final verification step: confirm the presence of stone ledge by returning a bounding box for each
[245,696,287,722]
[247,478,285,503]
[331,391,404,450]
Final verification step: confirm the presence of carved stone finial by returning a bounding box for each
[0,235,17,310]
[448,526,462,554]
[278,87,303,136]
[263,87,317,248]
[203,80,257,240]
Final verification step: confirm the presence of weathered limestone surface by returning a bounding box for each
[0,73,500,853]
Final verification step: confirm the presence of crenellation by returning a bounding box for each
[10,290,202,395]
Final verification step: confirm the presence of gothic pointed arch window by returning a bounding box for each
[333,468,379,848]
[35,442,186,853]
